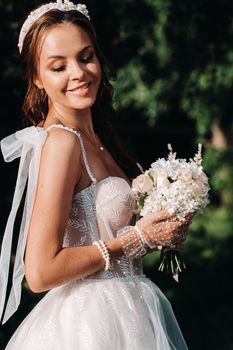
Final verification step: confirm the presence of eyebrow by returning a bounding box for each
[46,45,94,61]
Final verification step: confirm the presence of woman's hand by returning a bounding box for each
[136,210,192,250]
[172,214,193,251]
[117,211,193,259]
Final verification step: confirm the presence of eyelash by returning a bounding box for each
[51,66,65,72]
[51,53,94,72]
[80,52,94,63]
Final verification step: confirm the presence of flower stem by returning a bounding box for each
[158,247,186,280]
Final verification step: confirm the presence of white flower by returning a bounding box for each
[156,170,171,188]
[132,173,153,193]
[133,144,210,220]
[192,180,210,197]
[178,168,193,182]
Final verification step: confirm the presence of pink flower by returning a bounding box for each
[132,174,153,193]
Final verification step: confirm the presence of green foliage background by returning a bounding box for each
[0,0,233,349]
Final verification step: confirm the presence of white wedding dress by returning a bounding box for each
[1,124,188,349]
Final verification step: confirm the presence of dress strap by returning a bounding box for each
[45,124,97,184]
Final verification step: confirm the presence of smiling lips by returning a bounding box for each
[67,81,92,93]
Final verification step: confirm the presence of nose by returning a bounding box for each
[69,60,85,80]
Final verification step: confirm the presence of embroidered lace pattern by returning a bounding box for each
[1,124,189,350]
[45,124,144,279]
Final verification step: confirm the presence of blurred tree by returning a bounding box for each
[113,1,233,349]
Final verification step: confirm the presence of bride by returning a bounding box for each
[0,1,190,349]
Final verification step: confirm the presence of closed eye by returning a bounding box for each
[51,66,66,72]
[79,52,94,63]
[50,51,95,72]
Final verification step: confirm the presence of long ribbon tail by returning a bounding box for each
[0,150,29,323]
[0,127,47,324]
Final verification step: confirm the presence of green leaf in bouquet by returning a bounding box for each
[148,171,155,184]
[139,192,148,207]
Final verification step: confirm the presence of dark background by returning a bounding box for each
[1,0,233,349]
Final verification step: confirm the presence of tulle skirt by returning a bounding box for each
[5,276,188,349]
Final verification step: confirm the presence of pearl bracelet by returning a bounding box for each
[93,240,111,271]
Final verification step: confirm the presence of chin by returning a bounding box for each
[71,97,97,110]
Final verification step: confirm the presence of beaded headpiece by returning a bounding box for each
[18,0,90,53]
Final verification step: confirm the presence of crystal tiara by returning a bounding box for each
[18,0,90,53]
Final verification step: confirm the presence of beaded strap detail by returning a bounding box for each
[45,124,97,184]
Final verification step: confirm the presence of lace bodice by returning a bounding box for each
[65,176,133,246]
[0,122,144,325]
[41,124,144,279]
[1,125,189,350]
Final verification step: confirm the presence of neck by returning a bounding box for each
[45,104,95,139]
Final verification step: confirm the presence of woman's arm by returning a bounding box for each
[24,128,125,293]
[24,127,190,293]
[38,237,124,292]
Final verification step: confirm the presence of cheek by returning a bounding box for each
[40,72,66,93]
[88,60,101,82]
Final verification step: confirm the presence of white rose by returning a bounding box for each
[178,168,193,182]
[156,171,170,188]
[192,180,209,197]
[198,172,209,185]
[132,174,153,193]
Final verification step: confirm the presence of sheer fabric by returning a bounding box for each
[1,124,188,349]
[0,126,47,324]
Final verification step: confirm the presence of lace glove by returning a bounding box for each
[117,210,189,259]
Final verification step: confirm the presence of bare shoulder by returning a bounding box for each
[43,126,82,159]
[38,126,82,195]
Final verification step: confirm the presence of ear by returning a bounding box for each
[34,78,44,90]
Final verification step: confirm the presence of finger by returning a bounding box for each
[178,229,187,239]
[184,213,195,223]
[176,225,189,237]
[152,210,173,223]
[180,223,189,231]
[172,220,185,229]
[176,220,190,229]
[141,210,172,225]
[158,221,181,234]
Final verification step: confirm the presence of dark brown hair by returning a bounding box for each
[20,7,138,178]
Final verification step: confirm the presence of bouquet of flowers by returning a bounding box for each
[132,144,210,282]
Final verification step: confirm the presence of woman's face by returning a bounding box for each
[35,22,101,113]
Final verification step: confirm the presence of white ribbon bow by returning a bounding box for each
[0,126,48,324]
